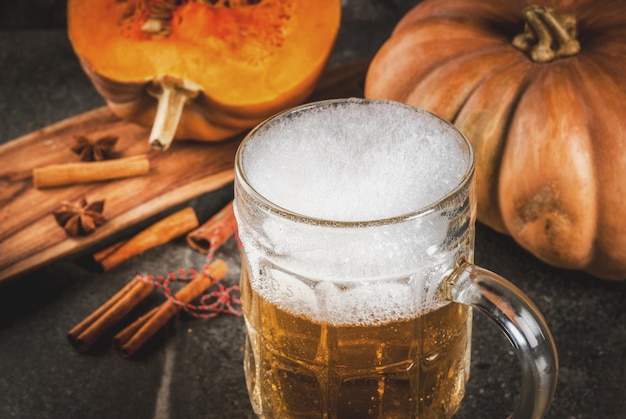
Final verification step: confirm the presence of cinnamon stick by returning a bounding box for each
[33,155,150,188]
[111,306,159,349]
[93,207,199,271]
[114,259,228,358]
[186,201,237,254]
[67,277,154,353]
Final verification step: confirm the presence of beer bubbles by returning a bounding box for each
[235,99,474,325]
[239,98,470,222]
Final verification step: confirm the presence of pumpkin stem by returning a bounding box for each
[148,77,200,151]
[512,5,580,63]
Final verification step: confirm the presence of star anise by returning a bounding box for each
[71,135,118,162]
[52,198,107,237]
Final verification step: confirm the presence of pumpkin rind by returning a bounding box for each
[68,0,341,146]
[365,0,626,280]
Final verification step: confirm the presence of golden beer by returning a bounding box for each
[234,99,558,419]
[241,265,472,419]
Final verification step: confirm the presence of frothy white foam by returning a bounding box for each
[241,99,469,221]
[251,257,456,326]
[236,99,472,325]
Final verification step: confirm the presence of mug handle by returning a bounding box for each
[449,260,558,419]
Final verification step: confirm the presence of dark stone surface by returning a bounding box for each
[1,1,625,418]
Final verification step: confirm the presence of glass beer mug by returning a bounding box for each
[234,98,558,419]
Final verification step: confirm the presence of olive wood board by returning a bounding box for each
[0,59,371,283]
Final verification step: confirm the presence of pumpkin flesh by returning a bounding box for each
[68,0,341,147]
[365,0,626,280]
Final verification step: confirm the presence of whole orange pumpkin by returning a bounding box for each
[68,0,341,150]
[365,0,626,280]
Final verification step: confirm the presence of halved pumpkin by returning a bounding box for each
[68,0,341,149]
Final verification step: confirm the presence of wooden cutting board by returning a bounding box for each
[0,60,370,283]
[0,108,241,283]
